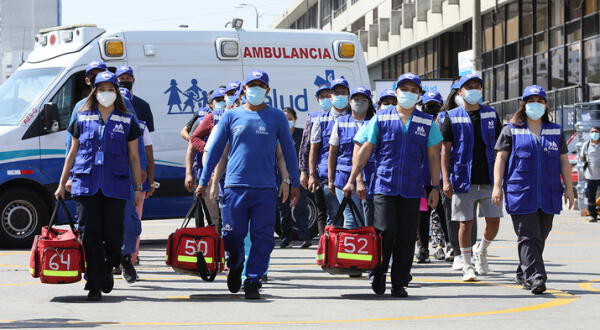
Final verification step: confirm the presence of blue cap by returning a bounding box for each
[457,73,483,89]
[244,69,269,86]
[116,65,134,77]
[225,80,242,93]
[211,87,226,99]
[451,80,461,90]
[330,78,349,90]
[521,85,547,101]
[422,91,444,104]
[94,71,119,87]
[85,60,107,75]
[350,86,372,99]
[379,89,396,101]
[396,73,422,90]
[315,83,331,97]
[119,87,132,100]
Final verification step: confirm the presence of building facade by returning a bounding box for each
[0,0,60,82]
[272,0,600,122]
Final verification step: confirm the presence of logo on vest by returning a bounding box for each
[112,123,125,134]
[547,141,559,152]
[488,121,495,129]
[415,126,426,137]
[256,125,269,135]
[232,125,244,136]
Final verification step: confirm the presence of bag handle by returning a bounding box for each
[181,196,214,229]
[48,198,77,234]
[333,197,365,228]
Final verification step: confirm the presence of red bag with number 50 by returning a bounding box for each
[317,197,381,275]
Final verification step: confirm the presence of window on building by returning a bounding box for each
[404,50,410,73]
[494,6,505,49]
[308,4,318,28]
[583,13,599,38]
[495,66,506,101]
[395,53,403,78]
[410,48,417,73]
[333,0,347,18]
[483,13,494,53]
[585,0,600,15]
[551,48,565,88]
[536,53,549,90]
[506,42,518,62]
[535,32,548,53]
[551,0,565,26]
[382,59,389,79]
[483,69,493,102]
[585,36,600,100]
[566,20,582,43]
[507,3,519,44]
[351,0,360,5]
[426,40,434,75]
[373,7,378,24]
[417,43,425,75]
[392,0,403,10]
[351,16,365,34]
[568,0,583,21]
[536,0,548,33]
[551,27,563,48]
[507,60,520,99]
[483,51,493,69]
[567,43,581,85]
[321,0,332,26]
[522,0,534,37]
[522,37,533,57]
[522,56,534,87]
[494,47,504,65]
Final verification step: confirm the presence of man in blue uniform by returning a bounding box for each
[116,65,155,132]
[197,70,300,299]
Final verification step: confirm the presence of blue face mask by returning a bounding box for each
[319,98,332,111]
[331,95,349,109]
[245,86,267,106]
[463,89,483,105]
[396,91,419,109]
[288,120,295,129]
[214,101,226,110]
[225,95,237,107]
[591,132,600,141]
[525,102,546,120]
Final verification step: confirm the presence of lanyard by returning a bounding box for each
[97,123,105,151]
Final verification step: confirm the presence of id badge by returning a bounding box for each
[95,151,104,165]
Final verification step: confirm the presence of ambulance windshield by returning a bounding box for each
[0,67,62,126]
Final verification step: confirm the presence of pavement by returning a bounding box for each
[0,208,599,329]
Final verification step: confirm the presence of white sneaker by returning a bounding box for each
[452,254,464,270]
[474,243,491,275]
[462,265,478,282]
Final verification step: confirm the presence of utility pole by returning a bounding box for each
[472,0,482,75]
[238,3,259,29]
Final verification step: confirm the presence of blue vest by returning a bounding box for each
[213,108,225,125]
[71,109,135,200]
[504,123,564,215]
[448,105,497,193]
[373,107,433,198]
[333,114,364,188]
[316,111,344,180]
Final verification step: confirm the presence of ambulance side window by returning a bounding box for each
[49,70,87,131]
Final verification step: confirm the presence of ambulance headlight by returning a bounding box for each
[105,40,124,57]
[339,43,355,58]
[221,41,239,57]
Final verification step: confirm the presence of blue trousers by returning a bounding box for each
[221,187,277,281]
[121,196,141,256]
[334,187,365,229]
[321,183,340,226]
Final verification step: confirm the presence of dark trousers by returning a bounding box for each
[441,193,477,255]
[313,186,327,235]
[279,187,310,242]
[373,194,420,288]
[77,192,126,290]
[512,210,554,282]
[587,179,600,218]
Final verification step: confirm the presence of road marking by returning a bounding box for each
[0,251,28,256]
[577,278,600,292]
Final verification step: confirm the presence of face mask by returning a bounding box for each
[214,101,226,110]
[331,95,349,109]
[463,89,483,105]
[350,99,369,114]
[97,91,116,107]
[288,120,295,129]
[591,132,600,141]
[225,95,237,107]
[245,86,267,106]
[119,81,133,91]
[396,91,419,109]
[424,103,441,116]
[319,98,332,111]
[525,102,546,120]
[454,94,465,107]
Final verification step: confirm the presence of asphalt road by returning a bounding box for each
[0,208,599,329]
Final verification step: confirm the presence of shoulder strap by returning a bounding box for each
[181,196,214,229]
[333,197,366,228]
[48,199,77,234]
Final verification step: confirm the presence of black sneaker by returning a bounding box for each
[530,278,546,294]
[279,240,291,248]
[416,248,430,264]
[348,273,362,278]
[515,274,526,286]
[112,266,122,275]
[260,274,269,283]
[300,241,312,249]
[391,287,408,298]
[371,272,386,295]
[87,289,102,301]
[121,255,137,284]
[227,268,243,293]
[243,279,261,299]
[523,280,532,290]
[102,269,114,294]
[590,217,598,223]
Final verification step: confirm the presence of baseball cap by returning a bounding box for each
[379,89,396,101]
[116,65,134,77]
[396,73,422,90]
[350,86,372,99]
[330,78,350,90]
[94,71,119,87]
[85,60,107,75]
[422,91,444,104]
[225,80,242,94]
[315,83,331,97]
[457,73,483,89]
[211,87,226,99]
[522,85,547,101]
[244,69,269,86]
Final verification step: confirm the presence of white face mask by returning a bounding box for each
[97,91,117,107]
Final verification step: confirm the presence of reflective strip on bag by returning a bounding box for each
[42,269,79,277]
[337,252,373,261]
[29,268,35,275]
[177,255,213,263]
[316,254,325,261]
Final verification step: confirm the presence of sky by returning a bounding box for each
[61,0,296,30]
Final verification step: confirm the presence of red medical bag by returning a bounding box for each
[29,199,85,284]
[166,198,224,281]
[317,197,381,275]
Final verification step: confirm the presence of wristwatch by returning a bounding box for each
[282,178,291,184]
[431,185,441,190]
[134,184,143,191]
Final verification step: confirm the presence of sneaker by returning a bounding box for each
[445,248,455,262]
[391,287,408,298]
[515,274,526,286]
[260,274,268,283]
[227,268,243,293]
[452,254,464,270]
[434,246,446,260]
[112,266,122,275]
[474,243,490,275]
[348,273,363,278]
[462,265,477,282]
[243,279,261,299]
[530,278,546,294]
[279,240,291,248]
[300,240,312,249]
[416,248,430,264]
[121,255,137,284]
[590,217,598,223]
[87,289,102,301]
[371,272,386,295]
[102,270,114,294]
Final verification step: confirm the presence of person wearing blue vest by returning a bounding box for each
[344,73,442,297]
[309,78,350,226]
[55,71,143,301]
[197,69,300,299]
[492,85,574,294]
[328,86,374,229]
[440,73,502,282]
[299,83,332,235]
[115,65,155,132]
[376,89,397,110]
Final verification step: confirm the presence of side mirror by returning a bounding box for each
[41,103,59,133]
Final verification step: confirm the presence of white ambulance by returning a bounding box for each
[0,23,369,247]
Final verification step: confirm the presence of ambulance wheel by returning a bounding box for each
[0,188,48,248]
[306,194,319,238]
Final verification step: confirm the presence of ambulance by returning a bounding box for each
[0,22,369,247]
